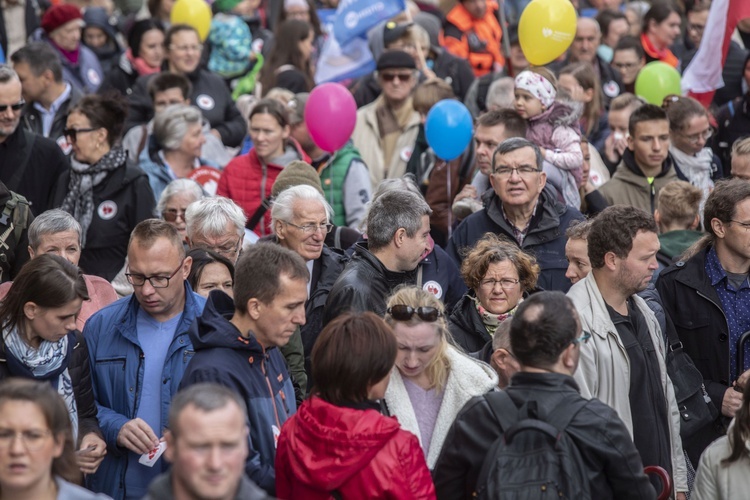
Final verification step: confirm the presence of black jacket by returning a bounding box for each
[53,157,156,281]
[656,246,731,463]
[432,372,656,500]
[97,53,140,97]
[714,90,750,171]
[447,188,584,293]
[0,127,69,215]
[0,330,101,443]
[20,84,83,144]
[323,243,417,325]
[448,294,491,354]
[125,67,247,147]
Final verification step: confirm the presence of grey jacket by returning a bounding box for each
[56,477,111,499]
[142,471,270,500]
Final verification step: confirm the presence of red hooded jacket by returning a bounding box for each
[275,396,436,499]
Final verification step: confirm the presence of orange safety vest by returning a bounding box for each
[640,33,679,68]
[443,2,505,77]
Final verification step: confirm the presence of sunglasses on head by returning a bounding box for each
[0,100,25,112]
[387,305,441,322]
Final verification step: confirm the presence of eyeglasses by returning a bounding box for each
[730,220,750,231]
[170,44,203,53]
[284,221,334,234]
[688,23,705,34]
[0,429,51,451]
[63,127,98,142]
[193,239,241,258]
[0,100,25,113]
[162,209,187,222]
[678,129,713,144]
[493,165,540,177]
[380,72,413,83]
[479,278,520,290]
[387,305,442,322]
[126,259,185,288]
[571,331,592,345]
[612,61,640,70]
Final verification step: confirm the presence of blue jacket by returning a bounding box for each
[447,187,584,293]
[84,284,206,500]
[137,139,218,202]
[179,291,296,495]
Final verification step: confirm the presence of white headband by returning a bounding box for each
[514,71,556,108]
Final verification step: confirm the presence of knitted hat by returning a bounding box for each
[214,0,244,13]
[376,50,416,71]
[41,4,83,35]
[272,161,324,198]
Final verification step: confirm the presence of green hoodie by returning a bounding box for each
[658,229,704,259]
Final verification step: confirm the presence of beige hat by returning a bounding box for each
[272,161,324,198]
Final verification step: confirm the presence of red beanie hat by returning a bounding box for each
[41,4,83,34]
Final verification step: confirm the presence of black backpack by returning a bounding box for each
[474,391,591,500]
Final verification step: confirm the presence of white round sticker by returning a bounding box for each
[400,147,413,162]
[196,94,215,110]
[423,280,443,299]
[56,136,72,155]
[87,68,101,86]
[603,81,620,98]
[97,200,118,220]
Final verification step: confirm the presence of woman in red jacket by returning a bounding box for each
[217,98,310,237]
[275,312,436,500]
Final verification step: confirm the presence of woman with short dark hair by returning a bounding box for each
[275,312,436,499]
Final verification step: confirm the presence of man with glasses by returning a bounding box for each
[85,219,207,500]
[433,291,656,499]
[180,243,308,495]
[658,179,750,466]
[568,205,687,499]
[611,36,645,94]
[597,104,683,215]
[185,196,247,265]
[0,65,69,214]
[448,137,583,292]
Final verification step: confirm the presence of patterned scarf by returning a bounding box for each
[3,328,79,440]
[61,147,128,248]
[472,295,522,336]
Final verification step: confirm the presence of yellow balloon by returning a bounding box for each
[519,0,577,66]
[170,0,212,41]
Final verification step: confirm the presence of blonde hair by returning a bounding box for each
[413,78,455,115]
[384,286,450,392]
[656,180,703,229]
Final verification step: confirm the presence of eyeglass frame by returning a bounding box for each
[283,221,334,235]
[676,128,713,145]
[169,43,203,53]
[478,278,520,290]
[729,220,750,231]
[125,259,185,288]
[63,127,98,142]
[0,100,25,113]
[162,208,187,223]
[0,428,52,451]
[571,331,592,345]
[492,165,541,178]
[192,238,242,258]
[386,305,442,322]
[379,72,415,83]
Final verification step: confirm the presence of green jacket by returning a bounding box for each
[319,142,362,227]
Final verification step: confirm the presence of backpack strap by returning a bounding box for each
[135,124,149,159]
[475,392,521,492]
[246,196,273,231]
[6,131,35,193]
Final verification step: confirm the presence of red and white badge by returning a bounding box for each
[196,94,215,110]
[87,68,101,87]
[97,200,118,220]
[423,280,443,299]
[56,135,72,155]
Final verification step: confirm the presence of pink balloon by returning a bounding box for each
[304,83,357,153]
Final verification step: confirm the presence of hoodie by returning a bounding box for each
[179,291,296,495]
[275,396,436,499]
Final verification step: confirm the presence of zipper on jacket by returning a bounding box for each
[696,289,731,382]
[260,162,268,237]
[648,177,656,214]
[260,352,283,429]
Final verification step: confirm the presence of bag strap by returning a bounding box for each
[6,131,35,193]
[246,196,273,231]
[135,124,149,159]
[334,225,342,250]
[475,391,520,493]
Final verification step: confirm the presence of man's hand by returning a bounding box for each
[77,433,107,474]
[116,418,159,455]
[736,367,750,391]
[453,184,477,203]
[722,386,743,417]
[676,492,687,500]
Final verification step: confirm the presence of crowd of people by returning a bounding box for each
[0,0,750,499]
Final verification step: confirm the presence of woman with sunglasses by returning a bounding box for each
[0,255,107,478]
[0,379,110,499]
[664,96,721,217]
[57,93,156,281]
[275,312,435,499]
[383,286,497,470]
[157,179,206,246]
[448,233,540,354]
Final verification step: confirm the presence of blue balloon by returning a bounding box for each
[425,100,473,161]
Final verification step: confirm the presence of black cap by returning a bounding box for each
[376,50,417,71]
[383,21,413,46]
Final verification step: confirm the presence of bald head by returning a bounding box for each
[571,18,601,63]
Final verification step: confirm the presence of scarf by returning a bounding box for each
[126,48,161,76]
[3,328,79,440]
[61,147,128,248]
[640,33,679,68]
[51,39,80,65]
[669,146,714,219]
[471,295,521,336]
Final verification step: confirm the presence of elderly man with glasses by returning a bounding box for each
[84,219,207,500]
[185,196,247,265]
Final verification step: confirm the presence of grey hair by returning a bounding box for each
[362,175,422,232]
[28,209,82,249]
[492,318,512,351]
[168,383,247,438]
[186,196,247,240]
[492,137,543,172]
[367,189,432,251]
[153,104,203,151]
[271,185,333,228]
[156,178,205,215]
[486,77,515,111]
[0,65,19,84]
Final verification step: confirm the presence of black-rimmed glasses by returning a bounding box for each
[0,100,24,112]
[63,127,97,142]
[126,260,184,288]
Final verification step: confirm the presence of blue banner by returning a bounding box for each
[316,8,376,84]
[332,0,406,47]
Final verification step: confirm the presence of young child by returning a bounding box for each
[208,0,255,79]
[514,68,583,209]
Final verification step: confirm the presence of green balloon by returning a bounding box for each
[635,61,682,105]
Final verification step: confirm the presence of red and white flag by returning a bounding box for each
[682,0,750,107]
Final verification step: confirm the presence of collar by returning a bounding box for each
[705,246,729,287]
[500,199,540,232]
[33,83,71,115]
